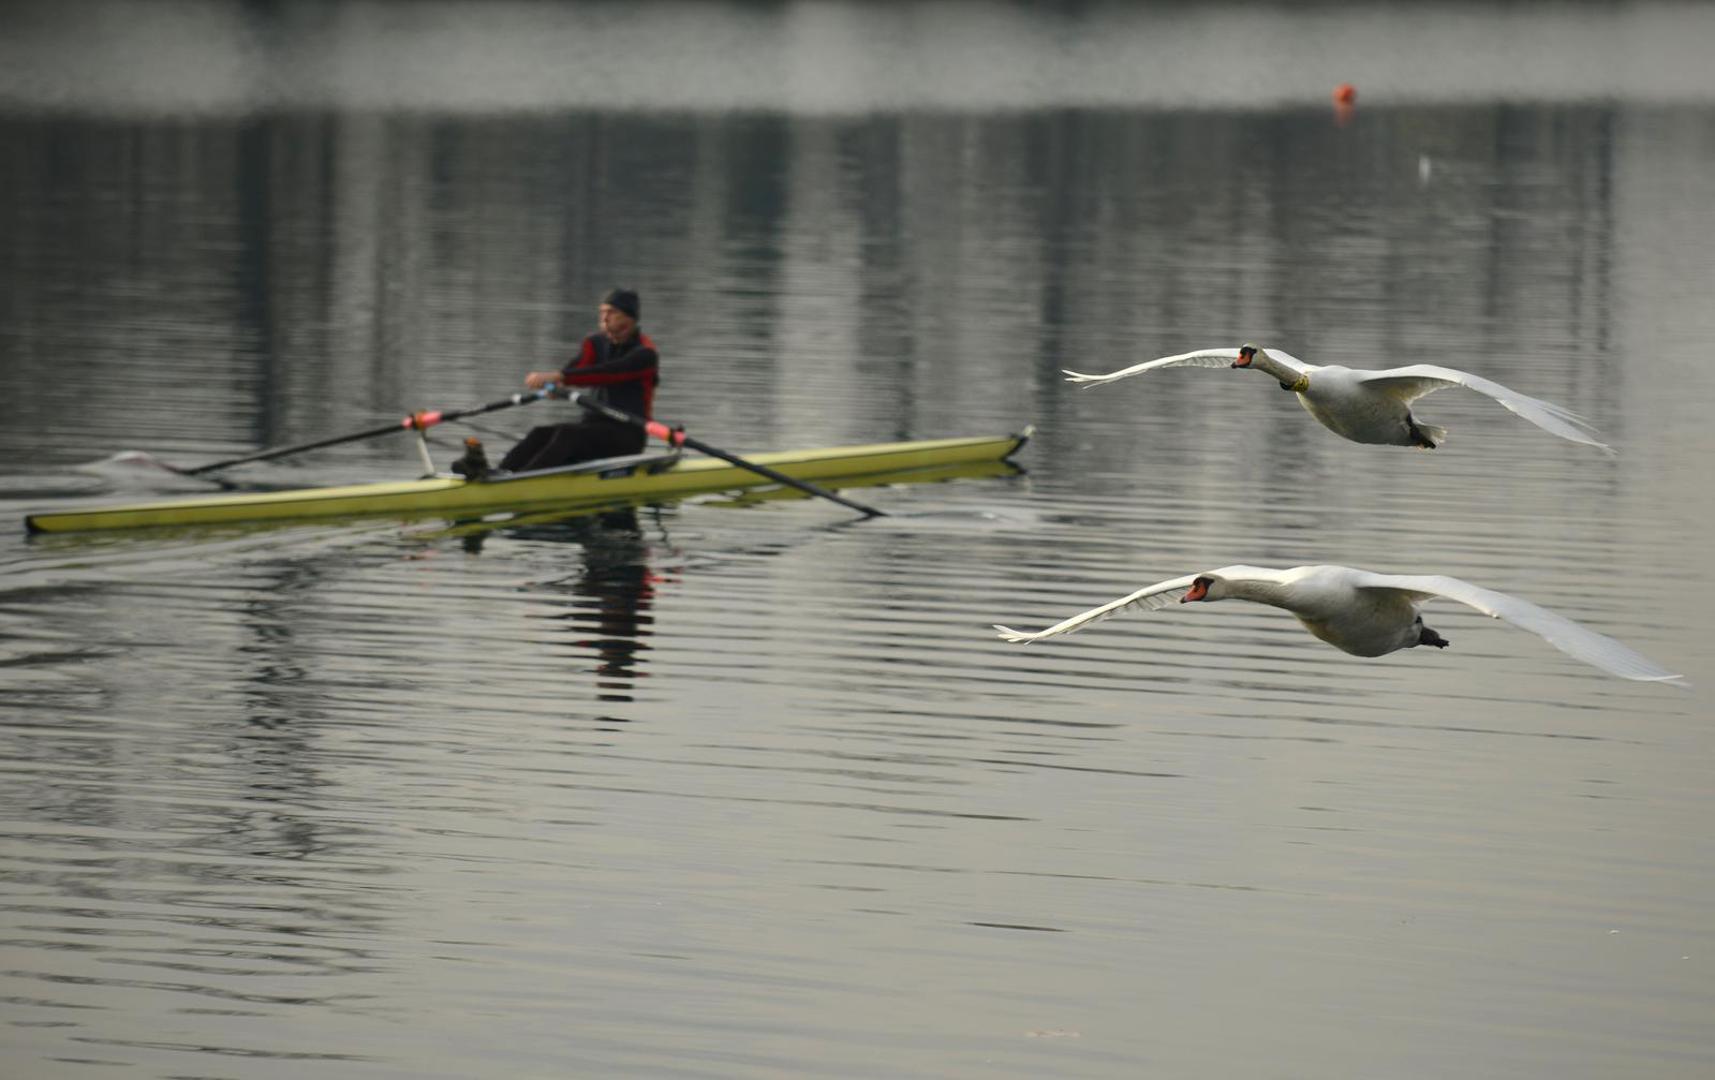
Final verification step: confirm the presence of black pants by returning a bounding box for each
[499,420,645,473]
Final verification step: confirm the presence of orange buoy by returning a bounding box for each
[1333,83,1357,105]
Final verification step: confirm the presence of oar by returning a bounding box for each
[565,392,886,518]
[173,387,559,476]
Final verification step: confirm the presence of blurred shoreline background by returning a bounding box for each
[6,0,1715,117]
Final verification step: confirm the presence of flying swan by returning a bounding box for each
[994,564,1682,683]
[1063,344,1611,452]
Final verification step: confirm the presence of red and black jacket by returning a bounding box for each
[560,331,659,420]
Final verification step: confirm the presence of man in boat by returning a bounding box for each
[488,287,661,474]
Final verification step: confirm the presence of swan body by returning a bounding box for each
[1063,345,1611,453]
[994,564,1682,683]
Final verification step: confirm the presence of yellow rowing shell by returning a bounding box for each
[24,433,1028,534]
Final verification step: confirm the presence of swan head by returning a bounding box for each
[1182,571,1274,605]
[1182,575,1219,603]
[1234,343,1307,391]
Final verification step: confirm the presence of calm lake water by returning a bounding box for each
[2,3,1713,1078]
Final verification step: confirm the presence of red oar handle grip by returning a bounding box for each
[646,421,686,446]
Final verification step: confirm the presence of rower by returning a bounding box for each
[496,288,661,473]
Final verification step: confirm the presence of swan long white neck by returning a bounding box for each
[1213,577,1297,611]
[1250,351,1309,392]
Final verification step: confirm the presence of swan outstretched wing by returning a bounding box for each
[1063,348,1242,387]
[1357,364,1612,452]
[995,573,1202,643]
[1352,572,1683,682]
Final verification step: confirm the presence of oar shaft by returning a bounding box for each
[676,433,885,517]
[568,393,885,518]
[180,389,551,475]
[180,419,412,475]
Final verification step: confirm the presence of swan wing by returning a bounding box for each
[1063,347,1241,387]
[995,573,1203,643]
[1351,571,1683,683]
[1355,364,1612,452]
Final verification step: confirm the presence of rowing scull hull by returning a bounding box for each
[25,433,1027,534]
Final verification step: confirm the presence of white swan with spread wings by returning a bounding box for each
[1064,345,1610,452]
[995,564,1681,683]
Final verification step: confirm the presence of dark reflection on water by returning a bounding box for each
[4,10,1715,1079]
[514,508,665,703]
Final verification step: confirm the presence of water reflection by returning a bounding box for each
[0,101,1649,473]
[513,508,666,704]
